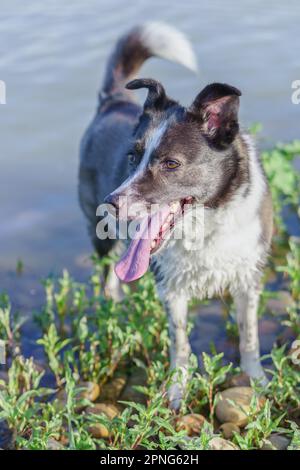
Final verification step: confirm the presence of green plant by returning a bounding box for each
[233,399,285,449]
[186,353,232,423]
[0,294,25,358]
[37,324,71,386]
[0,136,299,450]
[277,237,300,334]
[0,356,53,437]
[261,140,300,232]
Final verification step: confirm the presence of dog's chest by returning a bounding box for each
[153,205,263,300]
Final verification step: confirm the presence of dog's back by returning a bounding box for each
[79,22,197,255]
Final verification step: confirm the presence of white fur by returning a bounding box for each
[140,22,198,73]
[234,289,266,380]
[135,122,168,178]
[154,134,267,301]
[152,134,269,407]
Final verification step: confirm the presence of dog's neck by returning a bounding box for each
[202,133,267,228]
[203,133,252,210]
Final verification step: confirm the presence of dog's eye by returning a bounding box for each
[164,159,180,170]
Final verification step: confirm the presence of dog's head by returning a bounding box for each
[106,78,242,282]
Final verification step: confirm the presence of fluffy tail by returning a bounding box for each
[102,22,197,95]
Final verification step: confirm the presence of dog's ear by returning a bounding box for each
[126,78,175,112]
[189,83,241,148]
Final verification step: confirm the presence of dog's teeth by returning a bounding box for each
[151,241,156,249]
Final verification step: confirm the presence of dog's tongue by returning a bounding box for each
[115,205,170,282]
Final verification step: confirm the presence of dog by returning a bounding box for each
[79,22,273,409]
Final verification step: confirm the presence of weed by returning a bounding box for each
[0,138,299,450]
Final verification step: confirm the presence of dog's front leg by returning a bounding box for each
[164,294,190,410]
[233,287,267,384]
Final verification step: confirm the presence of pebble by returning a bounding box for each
[176,414,207,436]
[78,381,100,402]
[88,423,109,439]
[99,375,127,402]
[86,403,120,439]
[55,381,100,410]
[225,372,251,388]
[209,436,238,450]
[261,434,290,450]
[87,403,120,419]
[287,406,300,426]
[0,371,8,391]
[0,420,14,450]
[219,422,240,439]
[46,437,65,450]
[55,389,67,409]
[289,342,300,370]
[119,369,147,404]
[215,387,265,427]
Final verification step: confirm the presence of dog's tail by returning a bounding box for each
[102,22,197,95]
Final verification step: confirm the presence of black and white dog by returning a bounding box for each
[79,22,273,409]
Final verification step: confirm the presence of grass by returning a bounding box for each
[0,138,299,450]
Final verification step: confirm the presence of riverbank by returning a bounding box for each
[0,140,299,450]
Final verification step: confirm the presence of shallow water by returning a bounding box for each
[0,1,299,362]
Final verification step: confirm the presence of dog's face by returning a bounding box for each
[107,79,242,282]
[108,79,241,216]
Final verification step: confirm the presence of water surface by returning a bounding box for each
[0,0,299,360]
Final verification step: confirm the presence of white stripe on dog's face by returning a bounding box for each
[137,121,168,173]
[131,120,168,180]
[109,121,168,218]
[113,121,168,194]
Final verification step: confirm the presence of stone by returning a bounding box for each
[86,403,120,439]
[287,406,300,426]
[0,420,14,450]
[119,369,147,404]
[46,437,65,450]
[219,422,240,439]
[88,423,108,439]
[59,434,69,446]
[215,387,265,427]
[78,381,100,402]
[289,342,300,370]
[225,372,251,388]
[99,375,127,402]
[86,403,119,419]
[209,436,238,450]
[0,371,8,391]
[54,389,67,410]
[261,434,290,450]
[176,414,207,436]
[55,381,100,411]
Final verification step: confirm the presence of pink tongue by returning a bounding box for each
[115,205,170,282]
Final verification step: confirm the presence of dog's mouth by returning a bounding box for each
[115,197,194,283]
[149,197,194,254]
